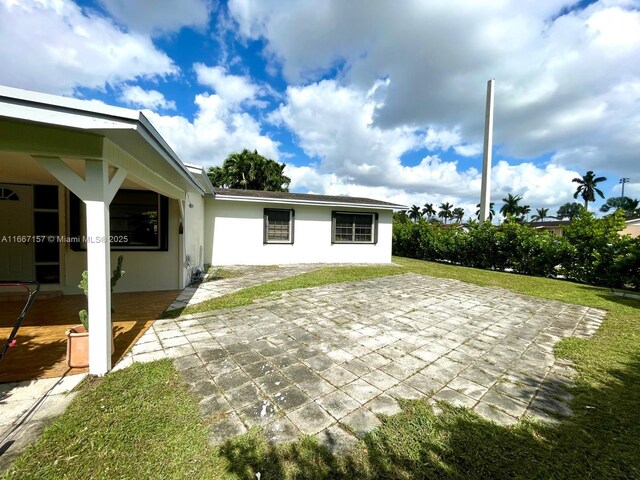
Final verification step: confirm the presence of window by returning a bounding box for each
[70,189,169,251]
[0,187,19,201]
[264,208,294,244]
[332,212,377,244]
[110,190,162,248]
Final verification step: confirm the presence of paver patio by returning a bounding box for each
[124,273,606,453]
[165,264,328,311]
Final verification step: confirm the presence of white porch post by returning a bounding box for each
[34,156,125,375]
[84,161,114,375]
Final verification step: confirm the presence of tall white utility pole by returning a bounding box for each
[479,79,495,222]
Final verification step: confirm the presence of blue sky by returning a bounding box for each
[1,0,639,219]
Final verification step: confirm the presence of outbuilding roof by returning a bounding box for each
[212,188,406,210]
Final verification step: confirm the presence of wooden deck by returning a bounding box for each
[0,290,179,382]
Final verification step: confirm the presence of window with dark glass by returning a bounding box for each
[264,209,294,244]
[0,187,19,201]
[33,185,60,283]
[332,212,377,244]
[110,190,161,247]
[70,189,168,251]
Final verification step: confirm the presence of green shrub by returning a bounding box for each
[560,211,627,287]
[393,210,638,289]
[612,236,640,290]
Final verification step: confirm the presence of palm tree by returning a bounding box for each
[556,202,583,220]
[438,202,454,224]
[408,205,422,223]
[518,204,531,221]
[475,202,495,221]
[531,208,554,222]
[572,170,607,210]
[422,203,436,221]
[452,207,465,224]
[500,194,523,218]
[208,149,291,191]
[600,196,640,219]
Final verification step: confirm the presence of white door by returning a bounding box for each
[0,184,34,280]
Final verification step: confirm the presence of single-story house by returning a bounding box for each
[621,217,640,238]
[529,220,572,236]
[0,85,404,375]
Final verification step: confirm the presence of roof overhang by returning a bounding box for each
[212,192,406,210]
[0,85,203,196]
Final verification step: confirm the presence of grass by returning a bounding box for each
[202,266,244,282]
[4,257,640,479]
[162,264,406,318]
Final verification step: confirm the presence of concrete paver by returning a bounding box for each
[127,272,606,452]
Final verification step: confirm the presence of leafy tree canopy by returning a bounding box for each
[208,149,291,192]
[556,202,584,220]
[600,196,640,219]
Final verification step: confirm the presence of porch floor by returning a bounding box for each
[0,290,179,382]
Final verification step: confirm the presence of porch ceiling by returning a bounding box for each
[0,152,151,190]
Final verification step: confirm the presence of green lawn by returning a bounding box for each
[4,257,639,479]
[162,264,406,318]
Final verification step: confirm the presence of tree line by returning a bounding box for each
[393,210,639,290]
[399,170,638,224]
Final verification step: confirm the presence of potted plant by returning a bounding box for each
[66,256,125,368]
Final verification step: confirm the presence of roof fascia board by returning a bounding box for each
[0,85,138,121]
[0,117,104,158]
[0,86,204,194]
[213,194,404,210]
[135,115,204,194]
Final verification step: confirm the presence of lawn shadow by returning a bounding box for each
[217,430,364,480]
[215,354,640,479]
[594,292,640,308]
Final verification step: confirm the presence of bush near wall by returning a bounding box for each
[393,211,639,290]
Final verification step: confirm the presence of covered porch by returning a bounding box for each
[0,290,179,382]
[0,85,206,376]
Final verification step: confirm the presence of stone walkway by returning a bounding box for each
[125,273,605,453]
[165,264,328,311]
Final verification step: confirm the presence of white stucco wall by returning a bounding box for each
[181,188,205,287]
[63,197,181,293]
[205,199,393,265]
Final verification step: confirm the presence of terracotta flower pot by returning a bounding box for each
[65,325,116,368]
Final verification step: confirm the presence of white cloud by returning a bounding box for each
[275,79,582,215]
[118,85,176,111]
[271,79,419,183]
[228,0,640,177]
[99,0,212,35]
[144,92,279,166]
[424,128,462,151]
[0,0,177,94]
[194,64,264,106]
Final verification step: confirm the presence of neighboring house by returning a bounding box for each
[621,217,640,238]
[0,85,404,375]
[529,220,572,236]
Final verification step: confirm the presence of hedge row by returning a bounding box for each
[393,211,639,290]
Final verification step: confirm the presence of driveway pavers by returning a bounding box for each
[126,272,606,453]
